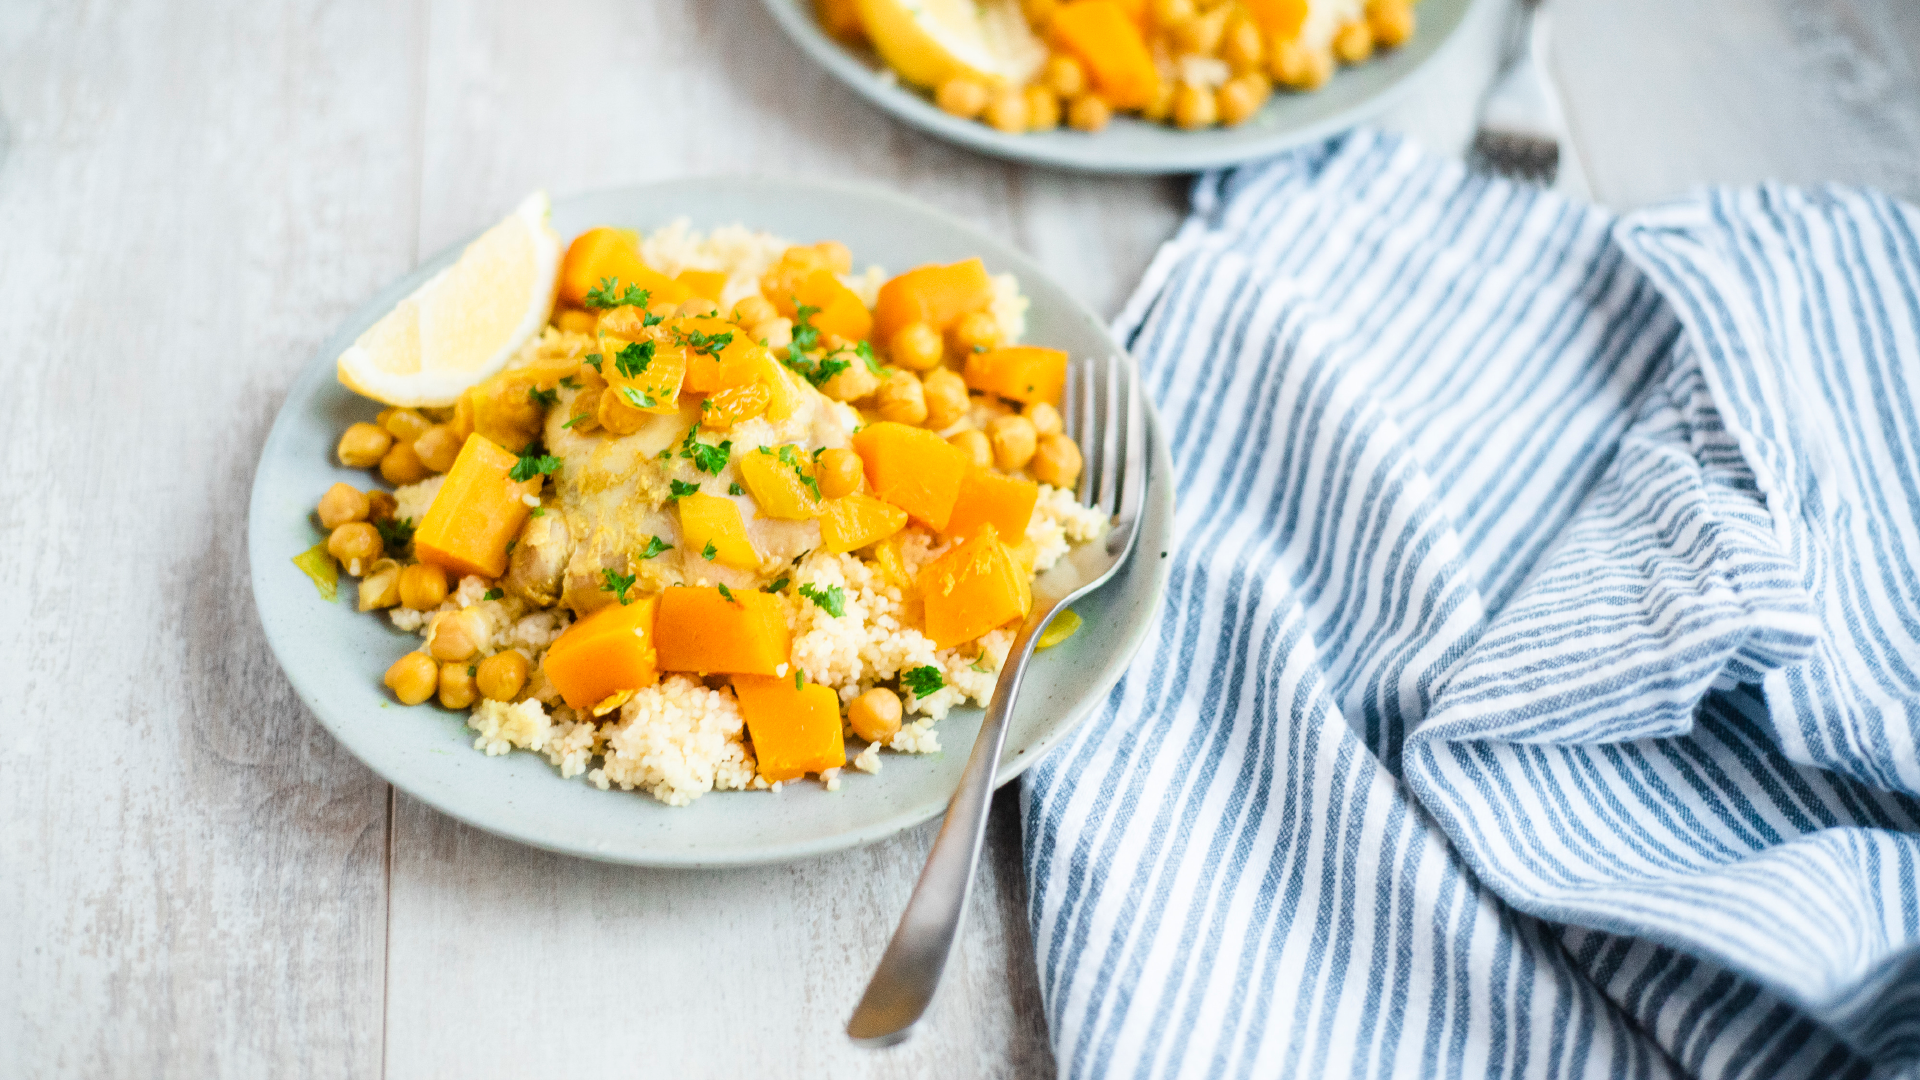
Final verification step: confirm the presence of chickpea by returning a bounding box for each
[922,369,971,430]
[327,522,383,574]
[875,370,930,425]
[819,353,882,402]
[1023,401,1064,439]
[381,408,433,443]
[366,490,399,523]
[428,607,488,662]
[1173,83,1218,129]
[1151,0,1195,25]
[1174,8,1230,55]
[1368,0,1415,48]
[1044,54,1087,98]
[731,295,777,327]
[816,448,866,499]
[317,482,370,529]
[359,559,402,612]
[597,383,648,435]
[752,317,793,350]
[1217,73,1272,127]
[449,395,475,441]
[476,650,530,702]
[1068,93,1112,133]
[438,661,478,710]
[1026,85,1062,131]
[676,297,720,319]
[337,422,393,468]
[1271,38,1334,90]
[814,241,853,275]
[379,439,431,485]
[936,76,991,120]
[1223,16,1265,72]
[949,428,993,470]
[949,310,1003,355]
[888,322,945,372]
[413,424,462,473]
[849,687,903,743]
[1032,433,1084,490]
[384,652,439,706]
[556,308,598,334]
[399,562,450,611]
[564,388,603,434]
[1141,82,1178,123]
[987,414,1039,472]
[984,88,1029,134]
[1333,19,1374,64]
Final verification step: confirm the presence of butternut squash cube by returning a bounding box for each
[945,469,1038,541]
[541,595,660,711]
[820,493,909,554]
[678,492,760,570]
[558,227,692,309]
[851,421,971,531]
[1050,2,1162,110]
[656,586,793,675]
[1245,0,1309,39]
[916,524,1032,649]
[414,434,540,579]
[755,352,809,422]
[738,446,824,520]
[732,675,846,782]
[872,258,996,344]
[964,346,1068,406]
[777,268,872,343]
[675,268,728,303]
[673,316,770,394]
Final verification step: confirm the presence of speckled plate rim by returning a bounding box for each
[759,0,1486,174]
[248,177,1174,868]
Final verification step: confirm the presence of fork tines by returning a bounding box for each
[1470,130,1560,186]
[1068,355,1147,534]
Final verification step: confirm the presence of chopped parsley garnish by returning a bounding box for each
[679,429,732,474]
[668,479,701,500]
[374,516,415,551]
[717,583,738,604]
[508,449,561,482]
[776,304,852,388]
[729,483,744,496]
[561,412,591,429]
[902,665,945,699]
[638,535,671,560]
[701,540,718,561]
[528,386,558,407]
[600,568,638,605]
[777,444,822,498]
[614,340,654,378]
[482,588,503,601]
[583,277,650,310]
[763,576,790,594]
[855,340,882,374]
[505,540,517,555]
[559,375,581,390]
[789,304,821,353]
[798,583,845,617]
[620,386,658,410]
[530,508,546,517]
[584,353,604,372]
[795,669,804,689]
[676,327,734,357]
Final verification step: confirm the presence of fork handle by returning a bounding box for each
[844,602,1057,1047]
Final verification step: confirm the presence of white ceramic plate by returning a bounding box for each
[760,0,1484,174]
[249,179,1174,867]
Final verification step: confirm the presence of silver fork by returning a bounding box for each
[1469,0,1572,187]
[846,353,1151,1047]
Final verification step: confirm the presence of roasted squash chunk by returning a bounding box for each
[558,226,691,309]
[738,446,824,520]
[916,524,1032,648]
[945,469,1038,542]
[655,586,793,675]
[678,492,760,570]
[414,434,540,579]
[782,268,872,343]
[872,258,996,344]
[732,675,846,782]
[964,346,1068,406]
[851,421,970,531]
[819,494,909,554]
[541,595,661,710]
[674,268,728,303]
[1050,1,1162,110]
[672,316,769,394]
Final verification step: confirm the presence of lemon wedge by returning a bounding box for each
[855,0,1046,90]
[337,192,560,408]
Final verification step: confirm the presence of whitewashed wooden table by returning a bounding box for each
[3,1,1915,1076]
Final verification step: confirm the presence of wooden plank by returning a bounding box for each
[0,1,416,1075]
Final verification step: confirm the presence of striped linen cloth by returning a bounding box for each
[1020,130,1920,1080]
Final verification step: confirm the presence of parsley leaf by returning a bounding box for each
[528,386,558,407]
[717,583,738,604]
[584,277,650,310]
[728,483,744,496]
[776,445,822,499]
[584,353,604,372]
[855,340,882,374]
[701,540,718,561]
[638,536,671,560]
[559,375,581,390]
[620,386,658,410]
[482,588,503,601]
[668,479,700,500]
[763,576,789,594]
[374,516,415,551]
[561,412,590,429]
[797,583,845,617]
[777,305,852,388]
[508,449,561,482]
[789,304,821,354]
[902,665,945,699]
[600,568,638,605]
[675,327,734,357]
[679,429,732,474]
[614,340,654,378]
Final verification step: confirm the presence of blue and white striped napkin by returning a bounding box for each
[1021,130,1920,1080]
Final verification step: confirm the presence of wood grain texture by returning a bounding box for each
[5,0,1916,1075]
